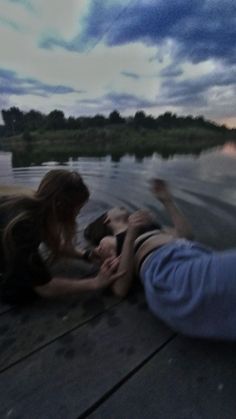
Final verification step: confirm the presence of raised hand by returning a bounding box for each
[128,209,154,236]
[150,178,172,203]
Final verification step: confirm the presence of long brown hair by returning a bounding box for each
[2,169,89,262]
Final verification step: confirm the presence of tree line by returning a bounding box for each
[0,107,230,138]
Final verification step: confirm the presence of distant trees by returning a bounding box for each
[2,107,25,135]
[67,116,79,130]
[1,107,45,135]
[0,106,229,138]
[24,110,45,131]
[157,112,176,129]
[108,110,125,124]
[134,111,156,129]
[90,114,107,127]
[46,110,65,130]
[134,111,146,126]
[0,125,6,137]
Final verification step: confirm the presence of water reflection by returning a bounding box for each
[0,144,236,250]
[221,142,236,157]
[0,151,14,184]
[9,143,205,168]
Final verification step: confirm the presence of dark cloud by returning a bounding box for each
[0,68,83,96]
[121,71,140,79]
[39,37,71,51]
[158,69,236,107]
[0,69,16,80]
[77,91,156,112]
[105,92,156,109]
[41,0,236,65]
[77,97,101,105]
[76,67,236,113]
[160,65,183,78]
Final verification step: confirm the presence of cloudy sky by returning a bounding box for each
[0,0,236,127]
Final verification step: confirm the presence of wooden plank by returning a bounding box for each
[0,293,173,419]
[89,337,236,419]
[0,258,105,370]
[0,291,119,372]
[0,301,12,314]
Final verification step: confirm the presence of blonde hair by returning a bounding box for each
[2,169,89,262]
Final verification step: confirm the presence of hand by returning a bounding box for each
[94,257,125,290]
[128,209,154,236]
[103,207,129,231]
[150,178,172,203]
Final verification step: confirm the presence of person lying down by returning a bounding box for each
[84,179,236,341]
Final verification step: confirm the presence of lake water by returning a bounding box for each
[0,143,236,250]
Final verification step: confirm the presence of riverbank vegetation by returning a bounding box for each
[0,107,235,162]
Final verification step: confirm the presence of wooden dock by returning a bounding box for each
[1,258,236,419]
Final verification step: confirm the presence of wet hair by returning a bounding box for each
[2,169,89,262]
[84,212,113,245]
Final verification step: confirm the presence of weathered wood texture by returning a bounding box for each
[0,259,105,371]
[0,293,173,419]
[1,253,236,419]
[0,292,120,372]
[89,337,236,419]
[0,301,12,314]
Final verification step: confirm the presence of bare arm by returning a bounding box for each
[111,229,136,298]
[162,199,193,239]
[35,276,99,298]
[111,210,153,298]
[151,179,194,239]
[35,258,122,298]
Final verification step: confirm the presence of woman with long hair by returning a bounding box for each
[86,179,236,340]
[0,169,121,304]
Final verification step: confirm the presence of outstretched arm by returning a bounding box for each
[35,257,123,298]
[151,179,194,240]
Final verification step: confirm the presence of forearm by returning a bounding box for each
[162,199,193,239]
[111,230,136,297]
[35,276,97,298]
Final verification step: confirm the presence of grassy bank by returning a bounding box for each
[0,125,235,166]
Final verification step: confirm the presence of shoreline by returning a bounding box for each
[0,126,235,159]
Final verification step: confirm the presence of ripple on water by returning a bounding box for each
[0,146,235,248]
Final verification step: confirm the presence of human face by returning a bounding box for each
[95,236,117,260]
